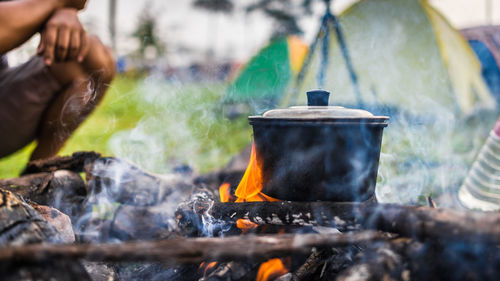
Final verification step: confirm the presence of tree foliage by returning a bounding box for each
[193,0,234,13]
[193,0,319,38]
[132,4,165,58]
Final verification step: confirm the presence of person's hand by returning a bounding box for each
[37,8,89,65]
[60,0,87,10]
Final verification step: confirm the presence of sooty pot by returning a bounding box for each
[249,89,389,202]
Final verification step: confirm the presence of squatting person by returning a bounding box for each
[0,0,115,161]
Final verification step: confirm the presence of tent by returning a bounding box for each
[225,36,307,106]
[462,25,500,103]
[285,0,496,116]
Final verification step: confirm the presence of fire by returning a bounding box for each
[256,258,288,281]
[219,142,280,203]
[218,142,288,281]
[218,142,280,232]
[219,182,232,202]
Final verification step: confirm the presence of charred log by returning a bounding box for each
[22,151,101,175]
[1,170,87,218]
[109,202,174,241]
[209,202,500,243]
[0,189,90,280]
[209,201,363,229]
[0,231,384,265]
[0,188,60,245]
[360,203,500,243]
[201,261,260,281]
[334,239,409,281]
[86,157,194,206]
[291,249,333,281]
[116,263,199,281]
[316,246,361,280]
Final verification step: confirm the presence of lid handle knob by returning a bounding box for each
[307,89,330,106]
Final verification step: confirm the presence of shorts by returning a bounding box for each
[0,56,62,158]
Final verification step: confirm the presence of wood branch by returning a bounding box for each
[0,231,384,265]
[22,151,101,174]
[209,202,500,243]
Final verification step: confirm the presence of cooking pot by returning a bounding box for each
[248,89,389,202]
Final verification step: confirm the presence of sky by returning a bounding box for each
[8,0,500,67]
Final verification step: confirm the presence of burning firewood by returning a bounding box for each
[207,201,500,244]
[4,151,500,280]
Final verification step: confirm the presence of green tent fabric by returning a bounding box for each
[287,0,495,116]
[226,36,308,106]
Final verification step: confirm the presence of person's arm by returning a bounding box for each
[0,0,87,54]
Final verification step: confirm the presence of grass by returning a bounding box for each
[0,75,252,178]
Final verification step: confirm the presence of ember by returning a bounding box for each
[200,261,218,277]
[256,258,288,281]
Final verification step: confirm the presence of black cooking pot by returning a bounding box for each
[248,89,389,202]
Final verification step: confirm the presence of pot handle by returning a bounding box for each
[307,89,330,106]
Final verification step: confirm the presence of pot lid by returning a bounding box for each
[252,89,388,120]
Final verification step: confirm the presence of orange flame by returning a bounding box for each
[219,182,232,202]
[227,142,280,203]
[256,258,288,281]
[218,142,280,232]
[236,218,258,234]
[199,261,217,277]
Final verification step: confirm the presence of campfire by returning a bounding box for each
[0,145,499,281]
[0,92,500,281]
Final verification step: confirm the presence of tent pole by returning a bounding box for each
[328,12,364,106]
[290,0,364,106]
[318,0,332,89]
[288,7,330,105]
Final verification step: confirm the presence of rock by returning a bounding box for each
[29,203,75,243]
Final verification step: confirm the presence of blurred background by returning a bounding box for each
[1,0,500,206]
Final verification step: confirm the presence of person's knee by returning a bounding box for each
[83,35,116,85]
[48,34,115,87]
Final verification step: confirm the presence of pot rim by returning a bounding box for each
[249,116,389,127]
